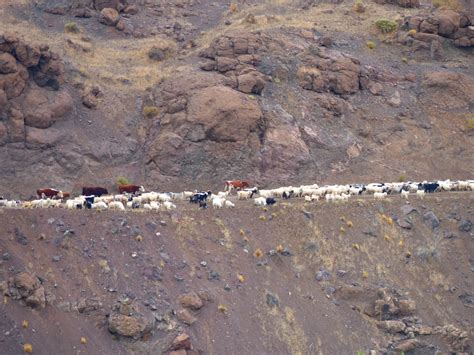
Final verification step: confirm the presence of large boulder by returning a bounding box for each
[10,272,46,308]
[14,43,41,67]
[23,88,73,129]
[99,8,120,26]
[0,64,28,99]
[436,10,461,38]
[185,86,262,143]
[0,52,17,74]
[237,71,266,94]
[108,299,155,339]
[298,49,361,95]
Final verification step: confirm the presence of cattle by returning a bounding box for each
[225,180,250,191]
[266,197,276,205]
[419,182,439,193]
[82,187,108,197]
[118,184,145,194]
[36,188,63,199]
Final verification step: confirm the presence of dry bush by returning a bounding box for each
[143,106,159,118]
[353,0,366,13]
[366,40,376,49]
[230,3,238,13]
[65,22,79,33]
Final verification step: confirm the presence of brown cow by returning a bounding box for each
[37,188,63,199]
[224,180,250,191]
[118,184,145,194]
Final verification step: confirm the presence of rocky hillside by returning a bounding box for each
[0,192,473,353]
[0,0,472,197]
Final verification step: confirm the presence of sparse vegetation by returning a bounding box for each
[23,344,33,353]
[432,0,460,10]
[398,174,407,182]
[366,41,376,50]
[375,19,397,34]
[116,176,131,186]
[80,337,87,344]
[229,3,238,13]
[254,248,263,258]
[64,22,79,33]
[408,29,417,37]
[465,115,474,131]
[276,244,284,253]
[352,0,366,13]
[143,106,159,118]
[347,220,353,228]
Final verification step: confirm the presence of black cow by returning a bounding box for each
[266,197,277,205]
[420,182,439,193]
[190,191,211,203]
[82,187,108,197]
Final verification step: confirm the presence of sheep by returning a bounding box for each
[150,201,161,210]
[258,190,273,198]
[143,203,152,210]
[237,190,253,200]
[224,200,235,208]
[114,194,129,204]
[374,192,387,200]
[163,201,176,210]
[183,191,194,199]
[218,191,229,198]
[254,197,267,206]
[212,197,224,209]
[416,190,425,199]
[66,199,85,210]
[109,201,125,211]
[158,193,172,202]
[401,190,409,200]
[92,201,108,210]
[304,195,312,202]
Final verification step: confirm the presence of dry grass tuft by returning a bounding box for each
[353,0,366,13]
[64,22,79,33]
[366,40,376,50]
[432,0,461,10]
[143,106,159,118]
[254,248,263,258]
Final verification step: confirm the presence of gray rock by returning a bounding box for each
[316,267,331,282]
[401,205,416,215]
[458,293,474,308]
[459,220,472,233]
[397,218,412,229]
[52,255,61,262]
[266,292,279,307]
[423,211,440,229]
[2,252,10,261]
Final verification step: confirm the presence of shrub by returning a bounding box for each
[401,57,408,64]
[116,176,131,186]
[65,22,79,33]
[366,40,376,49]
[408,29,417,37]
[398,174,407,182]
[353,0,366,13]
[143,105,159,118]
[230,3,238,13]
[375,19,397,33]
[465,116,474,131]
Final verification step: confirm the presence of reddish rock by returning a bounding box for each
[436,10,461,38]
[99,8,120,26]
[6,108,25,142]
[23,89,73,129]
[107,300,155,339]
[25,127,64,148]
[216,57,238,73]
[177,309,197,325]
[0,52,17,74]
[398,299,416,316]
[0,64,28,99]
[414,32,444,43]
[12,272,46,308]
[14,43,41,67]
[237,71,265,94]
[178,292,203,310]
[185,86,262,142]
[169,333,191,351]
[123,4,138,15]
[116,18,126,31]
[394,339,422,352]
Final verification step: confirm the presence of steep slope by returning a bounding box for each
[0,192,473,353]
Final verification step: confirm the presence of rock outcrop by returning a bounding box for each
[0,33,71,144]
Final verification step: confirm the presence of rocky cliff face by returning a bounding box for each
[0,1,472,197]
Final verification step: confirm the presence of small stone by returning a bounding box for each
[224,284,231,291]
[52,255,61,262]
[459,220,472,233]
[2,253,10,261]
[178,292,203,310]
[315,267,331,282]
[336,270,347,277]
[160,220,167,226]
[266,292,279,307]
[47,218,55,224]
[177,309,197,325]
[169,333,191,351]
[200,261,207,267]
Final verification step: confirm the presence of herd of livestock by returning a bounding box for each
[0,179,472,211]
